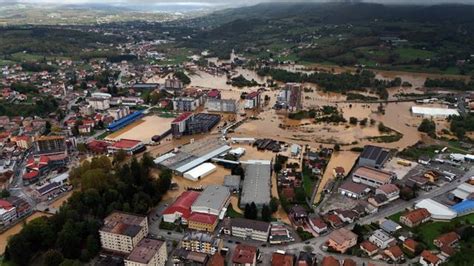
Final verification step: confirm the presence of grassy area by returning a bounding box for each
[366,132,403,143]
[226,204,243,218]
[398,144,443,160]
[414,213,474,249]
[388,211,403,223]
[396,47,435,61]
[96,131,110,140]
[302,172,315,198]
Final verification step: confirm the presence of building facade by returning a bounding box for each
[99,212,148,253]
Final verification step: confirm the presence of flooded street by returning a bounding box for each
[314,151,359,204]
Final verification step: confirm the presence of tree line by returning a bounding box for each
[4,154,171,266]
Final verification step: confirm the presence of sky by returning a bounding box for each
[4,0,474,4]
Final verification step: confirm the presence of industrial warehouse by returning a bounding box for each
[154,138,231,175]
[239,160,272,209]
[107,110,144,132]
[171,113,221,138]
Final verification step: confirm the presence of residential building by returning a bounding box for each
[297,252,316,266]
[420,250,441,266]
[368,194,389,207]
[33,135,67,156]
[165,78,184,90]
[225,218,270,242]
[368,229,396,249]
[124,238,167,266]
[244,91,261,109]
[289,205,308,225]
[181,231,222,255]
[321,256,340,266]
[99,212,148,253]
[208,253,225,266]
[107,139,145,155]
[358,145,390,169]
[88,97,110,110]
[232,244,257,266]
[360,241,378,256]
[108,106,130,121]
[0,199,16,225]
[271,252,294,266]
[384,245,404,262]
[173,97,200,112]
[403,239,418,254]
[162,191,200,224]
[277,83,303,112]
[327,228,358,253]
[399,208,431,228]
[239,160,272,208]
[352,166,395,188]
[12,135,32,149]
[309,217,328,234]
[434,232,460,248]
[379,220,402,234]
[206,98,238,113]
[376,184,400,201]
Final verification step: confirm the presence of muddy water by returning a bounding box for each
[0,212,52,253]
[314,151,359,204]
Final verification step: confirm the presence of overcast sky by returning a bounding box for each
[3,0,474,5]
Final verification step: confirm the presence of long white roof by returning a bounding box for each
[415,199,457,220]
[411,106,459,117]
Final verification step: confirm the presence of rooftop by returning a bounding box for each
[328,228,357,244]
[162,191,200,220]
[111,139,142,149]
[232,244,257,264]
[188,213,218,225]
[101,211,146,237]
[240,160,272,207]
[353,166,394,183]
[231,217,270,232]
[191,185,230,213]
[126,238,164,264]
[360,145,390,166]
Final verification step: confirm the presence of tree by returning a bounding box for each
[113,149,127,164]
[76,143,88,153]
[244,202,258,220]
[0,189,10,198]
[334,144,341,152]
[400,186,416,201]
[43,249,64,266]
[349,117,358,125]
[231,165,245,180]
[261,204,272,222]
[418,119,436,138]
[269,197,279,213]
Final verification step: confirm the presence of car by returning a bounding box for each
[167,232,172,235]
[228,240,233,243]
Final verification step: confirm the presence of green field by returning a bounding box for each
[396,47,435,61]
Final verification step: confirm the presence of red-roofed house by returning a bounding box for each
[434,232,460,248]
[207,89,221,99]
[0,199,16,225]
[403,239,418,254]
[321,256,340,266]
[360,241,379,256]
[309,217,328,234]
[87,140,110,154]
[232,244,257,266]
[162,191,200,224]
[400,208,431,228]
[384,245,404,262]
[420,250,441,266]
[188,213,218,232]
[244,91,261,109]
[107,139,145,155]
[271,252,294,266]
[26,156,50,174]
[23,170,39,185]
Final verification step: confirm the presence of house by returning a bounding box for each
[271,252,294,266]
[321,256,340,266]
[334,209,358,223]
[309,217,328,234]
[384,245,404,262]
[327,228,358,253]
[368,194,389,207]
[403,239,418,254]
[297,251,316,266]
[419,250,441,266]
[333,167,345,178]
[360,241,379,256]
[342,259,356,266]
[433,232,460,248]
[380,220,402,234]
[399,208,431,228]
[324,214,344,228]
[368,229,396,249]
[232,244,257,266]
[208,253,225,266]
[376,184,400,201]
[289,205,308,225]
[0,199,17,225]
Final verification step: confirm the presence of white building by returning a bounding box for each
[191,185,230,218]
[0,200,17,225]
[411,106,460,118]
[88,97,110,111]
[99,212,149,253]
[369,229,395,249]
[183,163,217,181]
[108,106,131,121]
[415,199,457,220]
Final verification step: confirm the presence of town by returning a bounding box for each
[1,1,474,266]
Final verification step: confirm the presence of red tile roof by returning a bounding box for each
[403,238,418,251]
[321,256,340,266]
[385,245,403,259]
[421,250,441,265]
[310,217,327,229]
[23,171,39,180]
[207,89,221,98]
[401,208,431,224]
[0,199,14,211]
[188,213,218,225]
[172,112,193,123]
[112,139,142,149]
[272,253,294,266]
[360,240,378,253]
[343,259,356,266]
[232,244,257,265]
[162,191,200,220]
[434,232,460,248]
